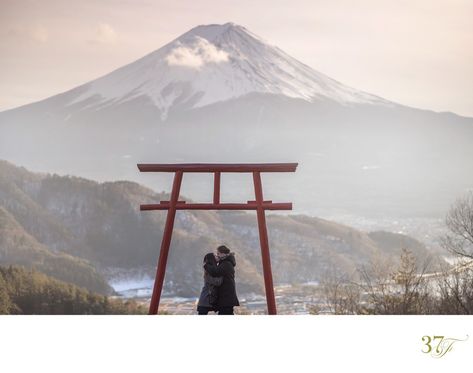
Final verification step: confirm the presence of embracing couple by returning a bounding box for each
[197,245,240,315]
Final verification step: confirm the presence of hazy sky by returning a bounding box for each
[0,0,472,116]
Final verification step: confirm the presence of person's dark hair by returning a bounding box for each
[203,253,217,265]
[217,245,230,254]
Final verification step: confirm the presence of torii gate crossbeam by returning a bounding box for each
[138,163,298,315]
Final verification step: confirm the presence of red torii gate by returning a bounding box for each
[138,163,298,315]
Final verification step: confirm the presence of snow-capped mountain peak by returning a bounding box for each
[69,22,389,118]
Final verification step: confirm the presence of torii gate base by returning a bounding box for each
[138,163,298,315]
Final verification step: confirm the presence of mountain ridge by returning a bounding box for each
[0,159,446,297]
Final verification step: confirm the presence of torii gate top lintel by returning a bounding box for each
[138,162,298,315]
[137,162,298,173]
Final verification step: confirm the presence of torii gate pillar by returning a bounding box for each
[138,163,298,315]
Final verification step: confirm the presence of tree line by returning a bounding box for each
[0,265,146,315]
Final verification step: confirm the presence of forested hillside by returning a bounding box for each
[0,160,446,297]
[0,265,145,314]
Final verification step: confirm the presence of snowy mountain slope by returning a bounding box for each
[63,23,391,119]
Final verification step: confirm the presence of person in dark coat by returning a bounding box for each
[204,245,239,315]
[197,253,223,315]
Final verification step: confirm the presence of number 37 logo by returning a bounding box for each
[422,335,468,358]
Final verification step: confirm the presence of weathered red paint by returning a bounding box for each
[138,163,297,173]
[140,202,292,211]
[253,171,277,315]
[213,172,221,204]
[138,163,297,315]
[148,171,183,315]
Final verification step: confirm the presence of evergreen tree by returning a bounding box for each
[0,273,12,314]
[0,265,146,315]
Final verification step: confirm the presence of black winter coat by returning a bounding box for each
[204,254,240,307]
[197,272,223,308]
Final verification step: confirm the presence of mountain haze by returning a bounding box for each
[0,161,445,297]
[0,23,472,218]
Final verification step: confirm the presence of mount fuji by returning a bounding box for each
[65,22,390,119]
[1,23,472,219]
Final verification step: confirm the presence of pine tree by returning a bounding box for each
[0,272,12,314]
